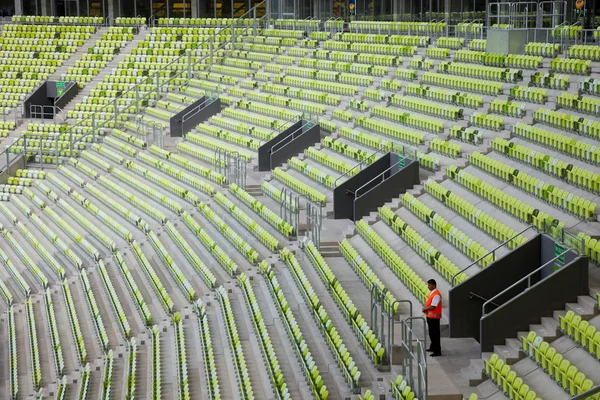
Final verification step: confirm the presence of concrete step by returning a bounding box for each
[461,358,486,386]
[578,295,600,315]
[566,301,596,321]
[493,342,522,365]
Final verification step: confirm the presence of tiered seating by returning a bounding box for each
[44,289,65,377]
[429,139,461,157]
[438,61,522,82]
[101,350,114,399]
[526,42,560,57]
[259,261,328,399]
[288,157,338,188]
[449,126,482,145]
[510,86,547,104]
[132,240,174,313]
[62,274,88,364]
[470,112,504,131]
[551,57,591,75]
[339,239,399,315]
[115,251,154,325]
[56,377,66,400]
[272,168,327,205]
[356,115,425,145]
[78,363,91,399]
[214,192,279,251]
[530,72,569,90]
[404,84,483,109]
[238,273,289,398]
[402,192,494,266]
[181,211,239,276]
[422,72,503,95]
[151,325,161,400]
[216,286,254,399]
[521,331,595,395]
[469,152,597,219]
[25,298,41,390]
[378,205,468,284]
[557,93,600,117]
[7,302,17,399]
[389,95,462,121]
[490,99,526,118]
[425,179,527,249]
[172,313,190,400]
[302,239,385,365]
[81,269,110,351]
[559,311,600,359]
[484,354,540,400]
[356,219,429,303]
[280,248,361,389]
[195,301,219,399]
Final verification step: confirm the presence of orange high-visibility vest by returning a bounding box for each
[426,289,442,319]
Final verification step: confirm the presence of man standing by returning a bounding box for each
[422,279,442,357]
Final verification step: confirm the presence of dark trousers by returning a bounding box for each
[427,317,441,354]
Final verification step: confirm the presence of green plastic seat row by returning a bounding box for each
[258,262,328,399]
[185,131,253,161]
[302,239,386,365]
[492,137,600,195]
[280,248,361,388]
[534,107,600,140]
[568,44,600,61]
[288,157,339,188]
[335,32,430,47]
[429,138,461,157]
[490,99,526,118]
[525,42,561,57]
[422,72,503,95]
[557,92,600,117]
[409,56,434,70]
[404,83,483,109]
[529,72,569,90]
[468,39,486,51]
[356,219,429,303]
[551,57,591,75]
[425,179,527,249]
[559,310,600,358]
[439,61,522,83]
[216,286,254,399]
[214,192,279,251]
[379,205,468,283]
[372,104,445,133]
[355,115,425,145]
[426,47,450,59]
[350,20,446,33]
[210,114,275,141]
[321,136,378,165]
[390,94,462,121]
[485,353,541,400]
[521,331,596,396]
[579,78,600,96]
[390,374,417,400]
[510,86,547,104]
[403,192,494,266]
[193,302,218,398]
[449,126,482,145]
[469,152,597,220]
[272,168,327,205]
[471,112,505,131]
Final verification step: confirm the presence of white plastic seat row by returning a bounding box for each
[194,301,219,399]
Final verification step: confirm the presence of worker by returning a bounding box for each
[422,279,442,357]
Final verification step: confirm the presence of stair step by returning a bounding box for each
[540,317,559,335]
[461,364,486,387]
[553,309,568,321]
[493,344,522,365]
[566,302,596,320]
[530,323,559,342]
[577,295,599,313]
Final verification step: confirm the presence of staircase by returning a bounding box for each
[462,295,600,396]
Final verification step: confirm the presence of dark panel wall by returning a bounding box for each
[480,256,588,351]
[257,120,320,171]
[170,97,221,137]
[449,235,542,341]
[24,81,79,118]
[333,153,418,221]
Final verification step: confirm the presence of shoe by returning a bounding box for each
[426,348,432,352]
[430,353,442,357]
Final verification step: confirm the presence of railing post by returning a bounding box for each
[187,50,192,80]
[231,20,235,49]
[209,37,213,67]
[114,98,118,128]
[23,136,27,168]
[5,145,9,169]
[92,113,96,143]
[39,137,42,169]
[135,85,140,113]
[55,134,59,166]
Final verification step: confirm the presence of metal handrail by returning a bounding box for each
[469,292,500,308]
[451,225,537,286]
[333,147,384,188]
[482,247,573,317]
[571,385,600,399]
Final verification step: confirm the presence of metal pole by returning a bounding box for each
[39,137,42,169]
[209,37,213,67]
[187,51,191,79]
[114,98,118,128]
[55,134,59,166]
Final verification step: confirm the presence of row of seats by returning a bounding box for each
[11,15,104,24]
[521,331,595,396]
[261,82,341,106]
[238,273,290,399]
[394,68,418,80]
[164,220,218,289]
[389,95,463,121]
[181,211,239,276]
[272,168,327,205]
[288,157,338,189]
[194,301,218,399]
[334,32,429,47]
[215,192,280,251]
[125,338,138,399]
[484,354,541,400]
[78,363,91,399]
[446,166,554,231]
[439,61,522,83]
[81,269,111,351]
[258,262,329,399]
[421,72,503,95]
[62,274,88,364]
[379,205,468,284]
[356,219,429,304]
[449,126,483,145]
[154,144,224,186]
[349,21,446,34]
[568,45,600,61]
[131,240,175,313]
[510,86,547,104]
[429,138,461,157]
[404,84,483,109]
[490,99,526,118]
[43,289,65,377]
[559,311,600,359]
[525,42,561,57]
[6,305,16,398]
[147,230,196,300]
[580,78,600,96]
[390,375,417,400]
[469,152,597,220]
[114,251,154,325]
[491,138,600,195]
[229,183,294,237]
[557,93,600,117]
[321,135,378,166]
[530,72,569,90]
[101,349,115,399]
[305,146,357,176]
[280,248,361,389]
[339,238,399,315]
[356,115,425,144]
[512,122,600,166]
[454,50,542,69]
[303,239,385,365]
[425,179,528,249]
[184,132,253,162]
[402,193,494,267]
[470,112,505,131]
[25,298,41,390]
[97,260,131,339]
[172,313,190,400]
[198,201,259,264]
[550,57,591,75]
[216,286,255,399]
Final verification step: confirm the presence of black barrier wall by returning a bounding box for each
[480,255,588,351]
[257,120,321,171]
[449,235,542,341]
[25,81,79,118]
[170,96,221,137]
[333,153,419,221]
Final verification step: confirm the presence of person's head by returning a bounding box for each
[427,279,437,291]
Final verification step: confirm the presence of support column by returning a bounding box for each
[191,0,198,17]
[108,0,116,19]
[14,0,23,14]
